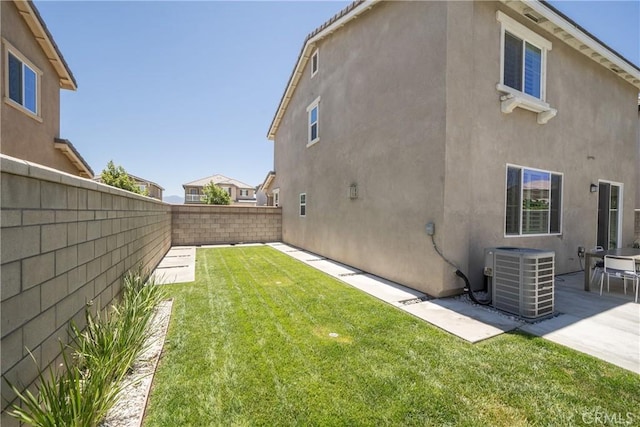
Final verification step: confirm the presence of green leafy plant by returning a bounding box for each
[202,181,232,205]
[100,161,147,195]
[7,347,124,427]
[6,271,164,427]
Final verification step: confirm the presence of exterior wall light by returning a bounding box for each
[349,183,358,199]
[590,183,598,193]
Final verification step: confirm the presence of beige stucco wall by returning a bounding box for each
[457,1,638,288]
[274,1,449,296]
[0,1,80,176]
[0,155,172,420]
[272,1,639,296]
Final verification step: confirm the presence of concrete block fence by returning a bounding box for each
[172,204,282,246]
[0,156,171,419]
[0,154,282,422]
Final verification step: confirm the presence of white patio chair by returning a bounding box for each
[599,255,639,303]
[589,246,605,289]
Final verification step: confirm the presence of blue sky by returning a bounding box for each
[35,1,639,198]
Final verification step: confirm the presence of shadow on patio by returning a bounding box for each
[518,271,639,374]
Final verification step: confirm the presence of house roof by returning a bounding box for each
[12,0,77,90]
[53,138,94,178]
[258,170,276,192]
[267,0,640,140]
[128,174,165,191]
[183,174,254,189]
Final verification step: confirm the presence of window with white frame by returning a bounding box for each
[496,12,557,124]
[311,50,319,77]
[273,189,279,207]
[224,187,232,196]
[497,11,551,101]
[307,97,320,146]
[240,189,249,197]
[4,43,40,117]
[299,193,306,217]
[505,165,562,236]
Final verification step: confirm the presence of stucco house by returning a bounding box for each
[183,174,256,205]
[267,0,640,297]
[1,0,93,178]
[93,173,164,200]
[257,170,278,206]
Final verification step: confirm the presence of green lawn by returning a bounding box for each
[144,247,639,426]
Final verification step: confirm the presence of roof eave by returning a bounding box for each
[504,0,640,89]
[13,0,77,90]
[54,138,93,178]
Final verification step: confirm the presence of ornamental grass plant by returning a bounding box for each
[6,270,164,427]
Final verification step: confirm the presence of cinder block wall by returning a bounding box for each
[172,205,281,245]
[0,156,171,417]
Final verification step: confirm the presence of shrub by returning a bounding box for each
[6,271,164,427]
[202,181,232,205]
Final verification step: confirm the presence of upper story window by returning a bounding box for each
[299,193,306,217]
[240,189,249,197]
[496,11,556,124]
[4,42,41,119]
[311,50,319,77]
[505,165,562,236]
[307,97,320,146]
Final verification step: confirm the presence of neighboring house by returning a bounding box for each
[267,0,640,297]
[257,170,278,206]
[93,174,164,200]
[129,174,164,200]
[1,0,93,178]
[183,174,256,205]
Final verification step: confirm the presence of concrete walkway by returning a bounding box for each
[152,246,196,284]
[268,243,522,343]
[151,244,639,373]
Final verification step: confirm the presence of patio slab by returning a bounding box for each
[152,246,196,284]
[520,272,640,374]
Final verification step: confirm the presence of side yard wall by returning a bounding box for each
[0,156,172,418]
[172,205,281,246]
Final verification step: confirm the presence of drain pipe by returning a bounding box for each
[427,223,491,306]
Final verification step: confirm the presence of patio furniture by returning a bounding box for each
[583,248,640,292]
[599,256,639,303]
[589,246,605,289]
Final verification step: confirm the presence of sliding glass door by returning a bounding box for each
[597,182,622,249]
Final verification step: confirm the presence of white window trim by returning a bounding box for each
[273,188,280,207]
[306,96,320,147]
[299,193,306,217]
[3,38,42,122]
[496,11,556,124]
[311,49,319,78]
[504,163,564,238]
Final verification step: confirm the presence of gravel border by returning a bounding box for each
[99,299,173,427]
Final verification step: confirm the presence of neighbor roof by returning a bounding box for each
[267,0,640,140]
[183,174,254,189]
[12,0,77,90]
